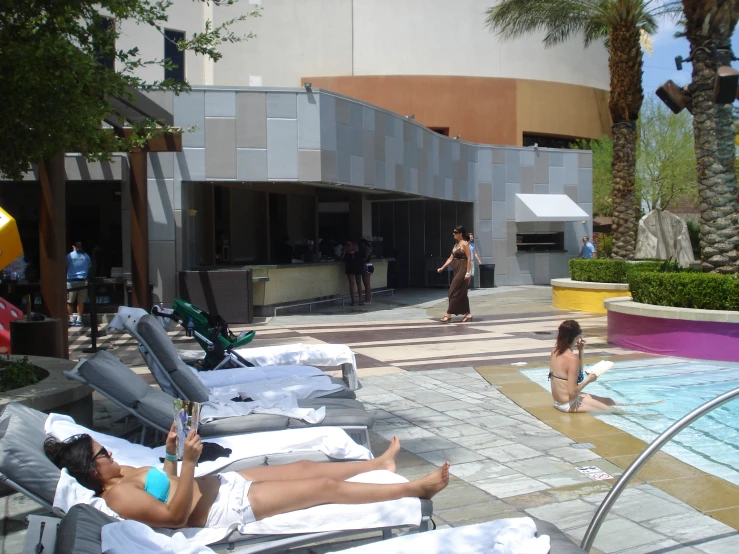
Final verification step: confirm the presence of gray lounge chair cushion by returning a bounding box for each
[79,352,174,432]
[56,504,116,554]
[0,402,60,505]
[137,315,210,402]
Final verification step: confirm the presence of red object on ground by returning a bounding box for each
[0,299,24,354]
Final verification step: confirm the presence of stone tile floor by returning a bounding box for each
[2,286,737,553]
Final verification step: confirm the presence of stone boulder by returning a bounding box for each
[634,210,695,267]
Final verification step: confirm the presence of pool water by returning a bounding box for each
[522,358,739,486]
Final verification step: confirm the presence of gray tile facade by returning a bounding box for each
[32,88,592,302]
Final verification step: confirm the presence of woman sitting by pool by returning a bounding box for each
[44,426,449,529]
[549,320,619,413]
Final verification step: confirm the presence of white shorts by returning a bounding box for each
[205,472,255,529]
[553,394,583,413]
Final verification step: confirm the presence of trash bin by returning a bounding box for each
[479,264,496,288]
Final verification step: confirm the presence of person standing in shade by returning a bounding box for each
[581,236,595,259]
[437,225,472,323]
[66,242,92,327]
[358,239,373,305]
[340,241,364,306]
[467,233,483,288]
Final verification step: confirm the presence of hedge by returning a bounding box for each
[628,271,739,311]
[568,259,662,284]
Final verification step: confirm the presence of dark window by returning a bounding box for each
[522,134,582,149]
[429,127,450,136]
[516,232,565,253]
[96,17,115,70]
[164,29,186,83]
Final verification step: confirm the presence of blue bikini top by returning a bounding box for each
[144,468,170,503]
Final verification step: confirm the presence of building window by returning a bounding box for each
[164,29,186,83]
[429,127,450,136]
[522,134,582,149]
[96,17,115,70]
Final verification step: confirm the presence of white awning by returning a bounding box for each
[515,194,590,223]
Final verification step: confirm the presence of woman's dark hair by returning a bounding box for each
[453,225,470,242]
[44,434,104,495]
[554,320,582,356]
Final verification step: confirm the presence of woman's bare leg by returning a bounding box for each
[248,462,450,520]
[347,276,356,304]
[576,396,623,413]
[586,393,620,406]
[354,274,363,303]
[362,272,371,303]
[238,437,401,483]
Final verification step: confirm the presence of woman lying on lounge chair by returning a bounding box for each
[549,320,619,413]
[45,427,449,529]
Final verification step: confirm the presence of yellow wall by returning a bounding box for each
[552,285,631,314]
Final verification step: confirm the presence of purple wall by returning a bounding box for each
[608,311,739,362]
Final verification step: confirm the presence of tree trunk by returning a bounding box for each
[608,25,644,260]
[689,51,739,273]
[611,124,638,259]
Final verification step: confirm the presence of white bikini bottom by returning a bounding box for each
[205,472,255,529]
[553,394,583,413]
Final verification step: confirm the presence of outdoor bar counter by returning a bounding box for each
[181,259,390,320]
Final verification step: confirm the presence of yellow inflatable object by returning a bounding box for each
[0,207,23,271]
[552,286,631,314]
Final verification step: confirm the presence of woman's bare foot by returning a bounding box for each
[376,436,401,473]
[414,462,450,499]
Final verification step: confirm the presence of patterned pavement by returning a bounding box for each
[2,287,735,553]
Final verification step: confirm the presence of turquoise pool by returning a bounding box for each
[522,358,739,486]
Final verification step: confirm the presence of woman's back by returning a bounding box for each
[549,349,574,403]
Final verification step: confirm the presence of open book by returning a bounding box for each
[585,360,614,377]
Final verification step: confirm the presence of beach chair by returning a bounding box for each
[0,403,432,554]
[109,307,360,391]
[65,351,374,448]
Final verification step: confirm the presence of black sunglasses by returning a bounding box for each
[92,446,111,462]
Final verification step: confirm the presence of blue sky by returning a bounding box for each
[643,16,739,94]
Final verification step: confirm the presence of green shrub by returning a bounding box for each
[0,356,40,392]
[569,259,662,283]
[628,272,739,311]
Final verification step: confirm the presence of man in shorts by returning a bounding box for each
[66,242,91,327]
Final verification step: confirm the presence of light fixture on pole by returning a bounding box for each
[304,82,312,90]
[656,80,694,114]
[407,114,415,120]
[455,134,461,140]
[713,66,739,104]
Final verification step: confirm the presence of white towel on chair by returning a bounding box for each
[102,521,215,554]
[200,396,326,425]
[205,373,343,400]
[341,518,551,554]
[236,343,357,372]
[193,364,328,388]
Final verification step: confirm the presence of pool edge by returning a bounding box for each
[474,359,739,531]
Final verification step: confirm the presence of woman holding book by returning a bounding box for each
[45,427,449,530]
[548,320,618,413]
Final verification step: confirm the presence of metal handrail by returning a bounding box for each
[581,386,739,551]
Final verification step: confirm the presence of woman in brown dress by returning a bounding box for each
[437,225,472,323]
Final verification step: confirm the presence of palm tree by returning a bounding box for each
[486,1,679,259]
[680,1,739,273]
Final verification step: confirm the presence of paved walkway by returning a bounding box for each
[2,287,737,553]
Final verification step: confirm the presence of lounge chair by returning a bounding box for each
[0,403,432,554]
[65,351,374,448]
[110,309,358,399]
[44,504,588,554]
